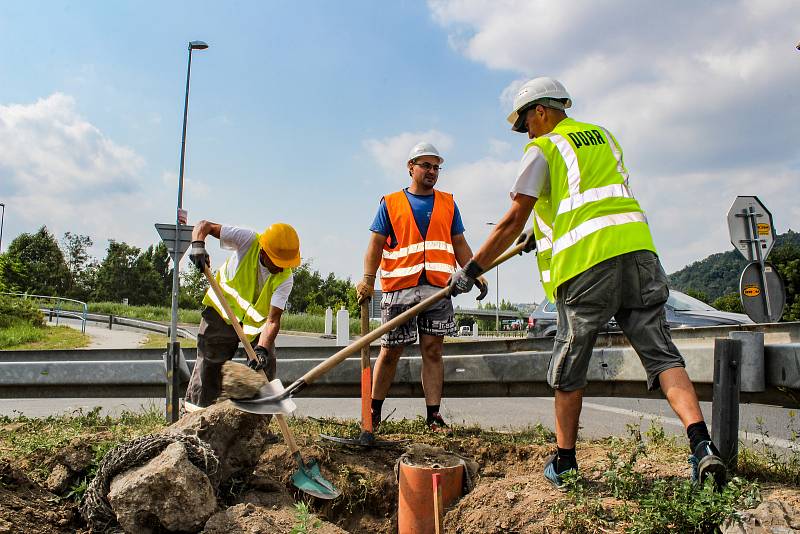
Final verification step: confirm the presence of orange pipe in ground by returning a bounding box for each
[398,462,463,534]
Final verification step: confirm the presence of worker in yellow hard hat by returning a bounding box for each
[184,220,300,410]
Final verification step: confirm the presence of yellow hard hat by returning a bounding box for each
[259,223,301,268]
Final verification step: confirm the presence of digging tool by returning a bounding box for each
[202,265,340,499]
[232,228,534,415]
[319,302,404,447]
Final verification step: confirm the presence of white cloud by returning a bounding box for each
[364,130,454,177]
[0,93,172,257]
[428,0,800,272]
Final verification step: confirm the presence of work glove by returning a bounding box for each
[447,259,484,297]
[475,275,489,301]
[356,273,376,305]
[516,232,537,255]
[189,240,210,271]
[250,345,277,381]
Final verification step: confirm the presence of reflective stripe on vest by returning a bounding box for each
[379,189,457,291]
[202,235,292,341]
[526,118,656,300]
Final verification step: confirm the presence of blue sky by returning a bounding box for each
[1,1,798,306]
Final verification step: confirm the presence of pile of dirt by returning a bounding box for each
[1,414,799,533]
[0,459,80,534]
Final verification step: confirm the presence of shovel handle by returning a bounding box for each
[300,227,534,386]
[203,266,301,456]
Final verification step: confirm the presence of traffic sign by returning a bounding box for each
[727,196,776,261]
[739,261,785,323]
[155,223,194,257]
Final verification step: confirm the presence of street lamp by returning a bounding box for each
[486,222,500,332]
[167,40,208,421]
[0,203,5,253]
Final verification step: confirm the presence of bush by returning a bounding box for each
[0,295,44,328]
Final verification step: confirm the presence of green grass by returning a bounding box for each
[53,301,379,336]
[0,324,90,350]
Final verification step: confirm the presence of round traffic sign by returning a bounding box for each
[739,261,785,323]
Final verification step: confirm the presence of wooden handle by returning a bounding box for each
[300,227,534,386]
[360,302,370,371]
[203,266,300,456]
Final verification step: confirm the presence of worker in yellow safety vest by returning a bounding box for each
[185,220,300,410]
[448,77,726,489]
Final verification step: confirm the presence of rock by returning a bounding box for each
[169,401,275,485]
[57,439,94,473]
[108,442,216,534]
[44,464,72,494]
[720,499,800,533]
[202,503,347,534]
[221,361,267,400]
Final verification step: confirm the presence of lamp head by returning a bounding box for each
[189,41,209,50]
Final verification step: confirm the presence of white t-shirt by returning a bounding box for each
[510,145,549,200]
[219,226,294,311]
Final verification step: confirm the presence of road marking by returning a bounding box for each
[536,398,799,451]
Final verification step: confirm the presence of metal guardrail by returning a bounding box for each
[2,291,88,334]
[39,309,197,340]
[1,333,798,406]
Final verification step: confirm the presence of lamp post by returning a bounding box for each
[0,203,5,253]
[486,222,500,332]
[167,40,208,422]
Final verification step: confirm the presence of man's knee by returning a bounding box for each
[420,336,443,361]
[378,346,404,364]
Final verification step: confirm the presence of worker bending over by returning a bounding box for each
[357,142,487,432]
[186,221,300,410]
[449,77,726,488]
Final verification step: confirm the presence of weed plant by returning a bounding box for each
[290,501,322,533]
[737,411,800,485]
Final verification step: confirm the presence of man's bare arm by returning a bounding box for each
[192,220,222,242]
[451,233,474,268]
[472,194,537,269]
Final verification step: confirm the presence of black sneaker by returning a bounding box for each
[688,440,727,489]
[426,412,453,435]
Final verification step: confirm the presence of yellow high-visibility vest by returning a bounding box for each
[202,235,291,340]
[528,118,656,301]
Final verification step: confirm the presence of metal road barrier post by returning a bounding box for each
[730,331,765,393]
[712,338,742,468]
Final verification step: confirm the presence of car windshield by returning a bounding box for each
[544,301,557,312]
[667,291,716,312]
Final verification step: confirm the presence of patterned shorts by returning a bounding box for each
[380,284,456,346]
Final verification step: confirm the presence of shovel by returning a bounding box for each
[319,302,406,448]
[202,265,340,499]
[232,228,533,416]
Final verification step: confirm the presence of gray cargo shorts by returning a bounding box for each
[548,250,685,392]
[380,284,456,346]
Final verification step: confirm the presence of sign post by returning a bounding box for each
[156,223,194,422]
[726,196,784,323]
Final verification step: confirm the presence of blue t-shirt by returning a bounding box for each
[369,189,465,248]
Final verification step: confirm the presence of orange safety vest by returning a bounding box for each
[379,189,457,292]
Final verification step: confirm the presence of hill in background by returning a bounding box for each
[668,229,800,302]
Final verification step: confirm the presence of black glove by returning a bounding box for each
[189,240,210,270]
[516,232,537,255]
[249,345,277,380]
[448,259,484,297]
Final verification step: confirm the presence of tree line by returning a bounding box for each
[0,226,361,315]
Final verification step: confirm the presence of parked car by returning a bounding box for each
[458,325,473,337]
[526,290,753,338]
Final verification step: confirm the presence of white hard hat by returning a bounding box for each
[506,77,572,133]
[407,142,443,164]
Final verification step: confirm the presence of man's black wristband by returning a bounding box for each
[464,260,484,279]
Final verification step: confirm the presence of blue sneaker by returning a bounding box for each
[543,453,576,490]
[688,440,727,489]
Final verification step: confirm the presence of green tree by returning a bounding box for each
[712,292,744,314]
[60,232,96,301]
[771,243,800,321]
[683,288,710,304]
[179,266,209,309]
[93,241,163,305]
[0,255,24,293]
[2,226,70,296]
[141,242,172,305]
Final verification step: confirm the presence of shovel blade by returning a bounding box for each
[292,458,341,499]
[231,379,297,415]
